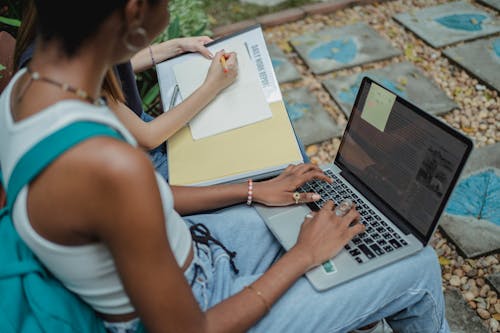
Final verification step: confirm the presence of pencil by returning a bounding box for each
[220,55,228,73]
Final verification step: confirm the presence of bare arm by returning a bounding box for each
[111,51,237,150]
[171,164,332,215]
[131,36,213,73]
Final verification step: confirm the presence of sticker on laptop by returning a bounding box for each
[322,259,337,274]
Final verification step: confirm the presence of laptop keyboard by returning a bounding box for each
[297,169,409,264]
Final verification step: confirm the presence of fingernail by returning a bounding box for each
[312,194,321,201]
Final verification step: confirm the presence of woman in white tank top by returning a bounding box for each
[0,1,450,332]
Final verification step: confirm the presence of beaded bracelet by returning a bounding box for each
[245,285,270,313]
[148,45,157,68]
[246,179,253,206]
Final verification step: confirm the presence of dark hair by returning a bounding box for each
[32,0,159,57]
[15,0,126,104]
[14,2,37,70]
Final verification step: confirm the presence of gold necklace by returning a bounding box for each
[22,67,104,106]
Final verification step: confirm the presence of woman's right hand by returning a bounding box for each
[204,50,238,95]
[293,201,365,269]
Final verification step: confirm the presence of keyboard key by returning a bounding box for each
[349,249,361,257]
[389,239,402,249]
[358,244,376,259]
[384,245,394,252]
[354,256,364,264]
[370,244,385,256]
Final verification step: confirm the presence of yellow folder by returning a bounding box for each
[168,100,303,186]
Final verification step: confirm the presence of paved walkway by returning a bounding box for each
[214,0,499,331]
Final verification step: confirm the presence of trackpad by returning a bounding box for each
[268,207,309,250]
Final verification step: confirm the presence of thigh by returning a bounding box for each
[239,246,447,333]
[183,205,283,276]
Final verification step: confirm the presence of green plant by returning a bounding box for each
[0,64,6,79]
[139,0,212,115]
[0,16,21,27]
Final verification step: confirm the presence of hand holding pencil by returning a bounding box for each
[204,50,238,94]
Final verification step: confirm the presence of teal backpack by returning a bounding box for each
[0,121,145,332]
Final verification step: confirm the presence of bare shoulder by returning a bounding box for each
[28,136,160,245]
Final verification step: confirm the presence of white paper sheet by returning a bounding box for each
[172,42,272,140]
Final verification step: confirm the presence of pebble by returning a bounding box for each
[478,308,491,320]
[450,275,461,287]
[490,318,499,332]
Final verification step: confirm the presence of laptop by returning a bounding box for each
[255,76,473,291]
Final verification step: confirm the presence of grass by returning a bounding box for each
[203,0,321,27]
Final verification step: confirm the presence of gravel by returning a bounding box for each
[262,0,500,330]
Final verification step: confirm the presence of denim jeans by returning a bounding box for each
[182,204,450,333]
[140,112,169,181]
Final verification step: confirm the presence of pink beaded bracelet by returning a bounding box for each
[246,179,253,206]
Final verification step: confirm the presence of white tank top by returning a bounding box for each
[0,69,192,315]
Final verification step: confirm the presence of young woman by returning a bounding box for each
[0,0,450,332]
[13,1,238,180]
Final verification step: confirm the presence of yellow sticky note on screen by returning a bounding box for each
[361,84,396,132]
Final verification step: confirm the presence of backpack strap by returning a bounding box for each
[0,121,125,278]
[0,121,151,333]
[3,121,125,208]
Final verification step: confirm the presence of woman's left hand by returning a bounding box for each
[253,163,332,207]
[177,36,213,59]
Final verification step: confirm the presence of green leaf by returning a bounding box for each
[193,22,208,37]
[0,16,21,27]
[167,16,181,39]
[142,83,160,108]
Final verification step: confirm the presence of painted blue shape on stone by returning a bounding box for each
[308,38,357,63]
[493,39,500,58]
[435,14,487,32]
[446,169,500,225]
[271,58,285,69]
[284,100,309,122]
[338,76,407,105]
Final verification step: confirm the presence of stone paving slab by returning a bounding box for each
[268,43,302,84]
[322,61,457,117]
[289,22,401,75]
[478,0,500,12]
[282,87,344,145]
[445,289,489,333]
[443,36,500,92]
[393,1,500,48]
[486,272,500,294]
[439,143,500,259]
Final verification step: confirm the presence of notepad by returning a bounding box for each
[173,42,272,140]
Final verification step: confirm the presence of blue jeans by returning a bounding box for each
[140,112,169,181]
[182,204,450,333]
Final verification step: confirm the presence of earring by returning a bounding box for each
[123,27,148,52]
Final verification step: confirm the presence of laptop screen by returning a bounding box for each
[335,77,472,243]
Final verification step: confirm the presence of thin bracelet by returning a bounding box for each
[246,179,253,206]
[245,285,270,313]
[148,45,157,68]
